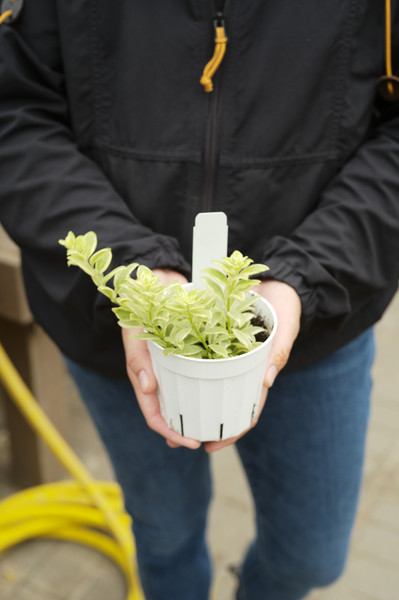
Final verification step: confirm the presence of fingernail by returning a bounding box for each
[266,365,277,388]
[138,370,149,392]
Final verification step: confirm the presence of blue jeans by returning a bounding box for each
[65,329,375,600]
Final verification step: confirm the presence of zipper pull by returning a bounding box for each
[200,12,228,93]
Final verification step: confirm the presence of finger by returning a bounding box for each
[254,281,301,388]
[140,392,201,448]
[122,328,201,449]
[152,268,188,286]
[122,329,158,394]
[264,348,290,388]
[166,440,181,448]
[204,434,242,454]
[133,380,201,449]
[264,320,297,387]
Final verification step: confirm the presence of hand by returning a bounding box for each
[204,279,302,453]
[122,268,201,450]
[255,279,302,387]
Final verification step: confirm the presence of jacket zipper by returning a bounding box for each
[200,5,227,213]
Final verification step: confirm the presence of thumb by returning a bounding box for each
[255,280,302,388]
[265,323,298,388]
[121,328,158,394]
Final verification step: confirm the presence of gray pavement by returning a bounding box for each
[1,292,399,600]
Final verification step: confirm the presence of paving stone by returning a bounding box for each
[211,565,239,600]
[66,433,115,481]
[0,571,19,600]
[369,403,399,434]
[341,555,399,600]
[314,580,378,600]
[2,583,62,600]
[358,436,398,518]
[0,540,60,585]
[364,427,397,462]
[210,446,253,509]
[25,541,102,597]
[208,446,254,599]
[70,555,127,600]
[352,521,399,569]
[208,500,252,600]
[361,453,381,489]
[368,496,399,534]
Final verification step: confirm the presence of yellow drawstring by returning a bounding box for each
[200,24,228,92]
[385,0,394,95]
[0,9,12,25]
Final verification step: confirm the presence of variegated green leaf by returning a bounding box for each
[240,263,269,277]
[177,343,205,357]
[208,344,229,359]
[232,328,252,349]
[202,276,225,302]
[98,285,116,303]
[91,249,112,274]
[202,267,228,286]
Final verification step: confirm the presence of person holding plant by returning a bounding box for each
[0,2,398,599]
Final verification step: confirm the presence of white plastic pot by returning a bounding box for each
[148,294,277,442]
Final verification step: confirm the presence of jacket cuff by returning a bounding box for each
[130,236,192,280]
[260,237,351,330]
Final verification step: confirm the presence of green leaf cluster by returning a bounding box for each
[59,232,270,359]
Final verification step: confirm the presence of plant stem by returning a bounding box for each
[187,308,212,358]
[225,277,233,333]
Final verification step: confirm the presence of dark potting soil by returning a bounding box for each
[251,314,271,343]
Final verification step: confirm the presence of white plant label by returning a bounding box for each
[192,212,228,289]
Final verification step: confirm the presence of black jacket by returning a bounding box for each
[0,1,398,377]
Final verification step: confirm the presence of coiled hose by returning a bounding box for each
[0,342,144,600]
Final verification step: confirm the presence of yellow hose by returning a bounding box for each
[0,342,144,600]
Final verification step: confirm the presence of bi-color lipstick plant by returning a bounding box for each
[59,231,270,360]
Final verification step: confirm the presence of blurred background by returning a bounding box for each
[0,226,398,600]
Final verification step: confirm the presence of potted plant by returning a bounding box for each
[59,229,277,441]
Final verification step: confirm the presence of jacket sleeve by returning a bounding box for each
[261,83,399,330]
[0,2,190,334]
